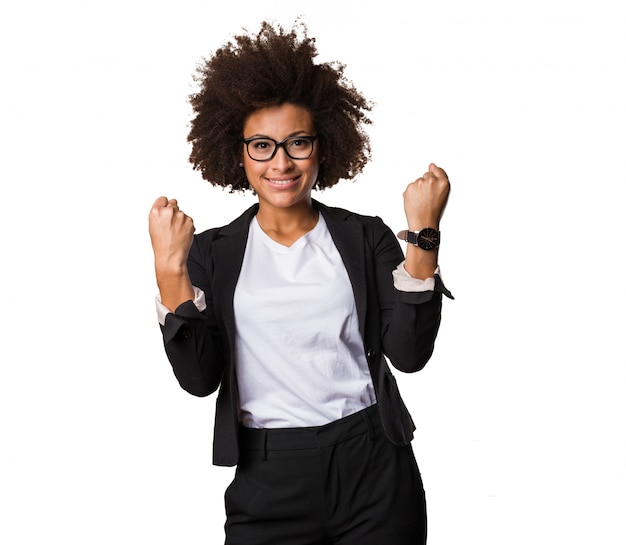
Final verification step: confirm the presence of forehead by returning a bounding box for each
[243,103,315,137]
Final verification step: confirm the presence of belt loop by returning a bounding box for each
[261,429,268,460]
[362,409,374,441]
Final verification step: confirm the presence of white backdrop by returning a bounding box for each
[1,1,624,543]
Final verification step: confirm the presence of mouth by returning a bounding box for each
[264,175,301,188]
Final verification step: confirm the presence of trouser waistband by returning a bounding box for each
[239,404,381,456]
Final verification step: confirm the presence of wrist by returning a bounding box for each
[406,218,439,231]
[155,266,194,312]
[397,227,440,252]
[155,261,189,282]
[404,245,439,280]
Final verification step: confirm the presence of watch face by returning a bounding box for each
[417,228,440,250]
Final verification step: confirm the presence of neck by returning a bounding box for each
[255,200,319,246]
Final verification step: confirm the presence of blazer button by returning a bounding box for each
[366,349,376,360]
[180,325,193,339]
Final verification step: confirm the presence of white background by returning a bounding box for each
[1,1,624,543]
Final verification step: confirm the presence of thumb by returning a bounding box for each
[429,163,437,172]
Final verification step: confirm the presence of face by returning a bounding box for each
[242,103,319,214]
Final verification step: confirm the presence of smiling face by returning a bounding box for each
[242,103,320,216]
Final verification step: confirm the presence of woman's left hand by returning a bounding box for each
[403,163,450,230]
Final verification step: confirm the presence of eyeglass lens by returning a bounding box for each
[246,137,314,161]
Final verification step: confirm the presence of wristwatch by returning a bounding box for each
[396,228,440,251]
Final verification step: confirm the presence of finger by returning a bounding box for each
[152,196,169,209]
[428,163,448,182]
[167,200,181,214]
[421,171,437,183]
[404,178,421,195]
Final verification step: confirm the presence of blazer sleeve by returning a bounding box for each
[371,217,451,373]
[159,231,227,397]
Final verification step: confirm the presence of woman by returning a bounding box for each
[149,20,452,545]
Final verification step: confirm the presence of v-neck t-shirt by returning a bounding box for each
[233,214,376,428]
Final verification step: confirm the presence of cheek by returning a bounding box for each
[242,158,262,180]
[242,163,267,195]
[307,160,321,182]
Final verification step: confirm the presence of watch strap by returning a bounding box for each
[396,230,420,245]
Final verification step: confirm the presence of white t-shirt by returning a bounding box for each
[233,215,376,428]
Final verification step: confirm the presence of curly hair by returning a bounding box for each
[187,20,373,191]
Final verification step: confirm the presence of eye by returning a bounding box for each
[287,137,310,149]
[251,139,272,150]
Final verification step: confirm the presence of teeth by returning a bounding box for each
[268,178,295,185]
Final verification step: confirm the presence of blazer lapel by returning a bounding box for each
[316,201,368,340]
[212,204,259,345]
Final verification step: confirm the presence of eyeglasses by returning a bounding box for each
[242,135,318,162]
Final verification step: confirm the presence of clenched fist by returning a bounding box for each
[149,196,195,274]
[403,163,450,231]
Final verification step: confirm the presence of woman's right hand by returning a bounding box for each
[149,197,196,311]
[149,196,195,274]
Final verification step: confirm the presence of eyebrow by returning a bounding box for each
[243,131,315,139]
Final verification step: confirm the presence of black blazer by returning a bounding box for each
[160,200,451,466]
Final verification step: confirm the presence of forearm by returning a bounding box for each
[403,244,439,280]
[155,264,195,312]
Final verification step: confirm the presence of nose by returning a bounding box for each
[270,144,294,170]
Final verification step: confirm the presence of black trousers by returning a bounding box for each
[224,404,427,545]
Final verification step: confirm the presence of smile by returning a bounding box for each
[265,176,300,186]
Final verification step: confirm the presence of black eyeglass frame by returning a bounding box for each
[242,135,318,162]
